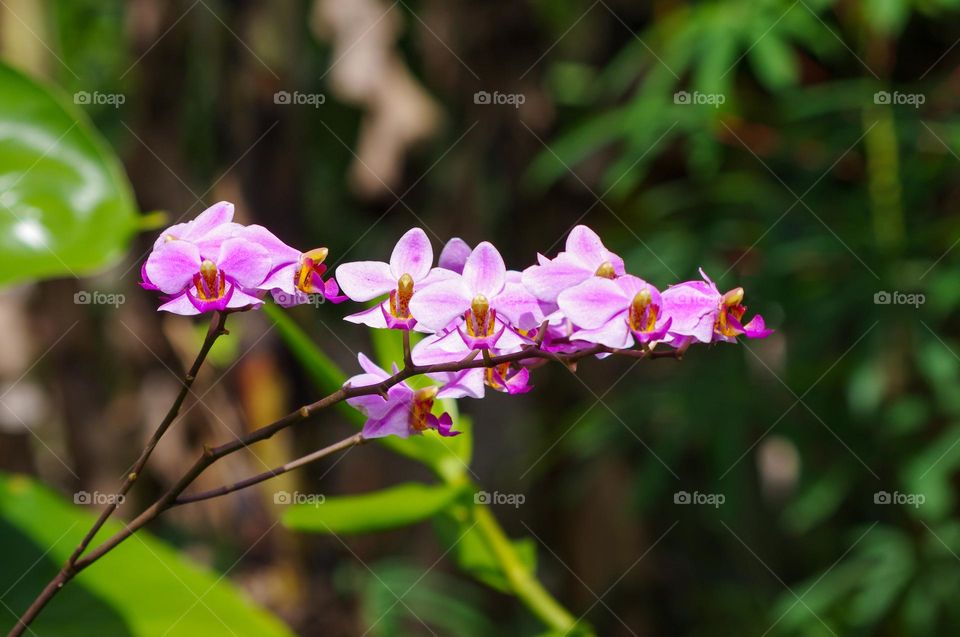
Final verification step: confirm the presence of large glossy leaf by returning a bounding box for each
[0,62,139,286]
[282,482,466,535]
[0,473,293,637]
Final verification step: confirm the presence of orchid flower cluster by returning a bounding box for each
[142,203,773,442]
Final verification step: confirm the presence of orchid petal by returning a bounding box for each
[438,237,471,274]
[521,253,592,303]
[408,279,472,331]
[571,316,633,348]
[462,241,506,297]
[217,238,271,288]
[557,278,628,329]
[389,227,433,281]
[145,240,200,294]
[157,292,200,315]
[335,261,395,301]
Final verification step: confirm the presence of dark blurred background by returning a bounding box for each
[2,0,960,635]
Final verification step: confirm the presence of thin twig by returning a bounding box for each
[10,332,680,635]
[8,312,229,637]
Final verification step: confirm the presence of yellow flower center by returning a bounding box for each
[595,261,617,279]
[389,273,415,319]
[410,386,438,432]
[194,259,226,301]
[628,289,658,333]
[296,247,329,293]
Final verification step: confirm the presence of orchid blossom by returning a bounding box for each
[345,354,459,438]
[660,269,773,345]
[244,225,345,307]
[408,242,542,349]
[522,225,626,303]
[335,228,453,330]
[558,275,671,348]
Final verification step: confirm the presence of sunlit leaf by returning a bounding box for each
[0,473,293,637]
[0,62,139,286]
[282,482,466,535]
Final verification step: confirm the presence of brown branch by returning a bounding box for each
[9,334,680,636]
[7,311,229,637]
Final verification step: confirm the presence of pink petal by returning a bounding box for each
[571,316,633,348]
[362,403,412,439]
[145,240,200,294]
[462,242,506,297]
[493,278,547,330]
[557,278,628,329]
[565,225,607,268]
[408,279,472,332]
[521,254,592,302]
[259,263,297,293]
[436,369,486,399]
[224,287,264,310]
[242,225,301,263]
[389,227,433,281]
[343,303,390,329]
[217,238,271,288]
[743,314,774,339]
[357,352,389,378]
[335,260,395,302]
[157,291,200,315]
[661,281,719,344]
[438,237,471,274]
[186,201,234,239]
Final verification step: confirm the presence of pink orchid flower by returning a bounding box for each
[522,225,626,303]
[141,202,243,291]
[345,354,459,438]
[660,269,773,345]
[410,329,532,399]
[557,274,672,348]
[408,242,539,349]
[143,236,271,315]
[335,228,454,330]
[243,225,345,307]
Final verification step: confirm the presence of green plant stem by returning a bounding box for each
[473,505,590,636]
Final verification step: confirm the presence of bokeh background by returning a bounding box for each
[1,0,960,635]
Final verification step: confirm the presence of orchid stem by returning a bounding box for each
[10,327,679,636]
[8,311,228,637]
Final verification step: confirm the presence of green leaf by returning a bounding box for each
[0,62,139,286]
[748,35,799,91]
[282,482,466,535]
[0,473,293,637]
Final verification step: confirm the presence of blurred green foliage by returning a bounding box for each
[4,0,960,635]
